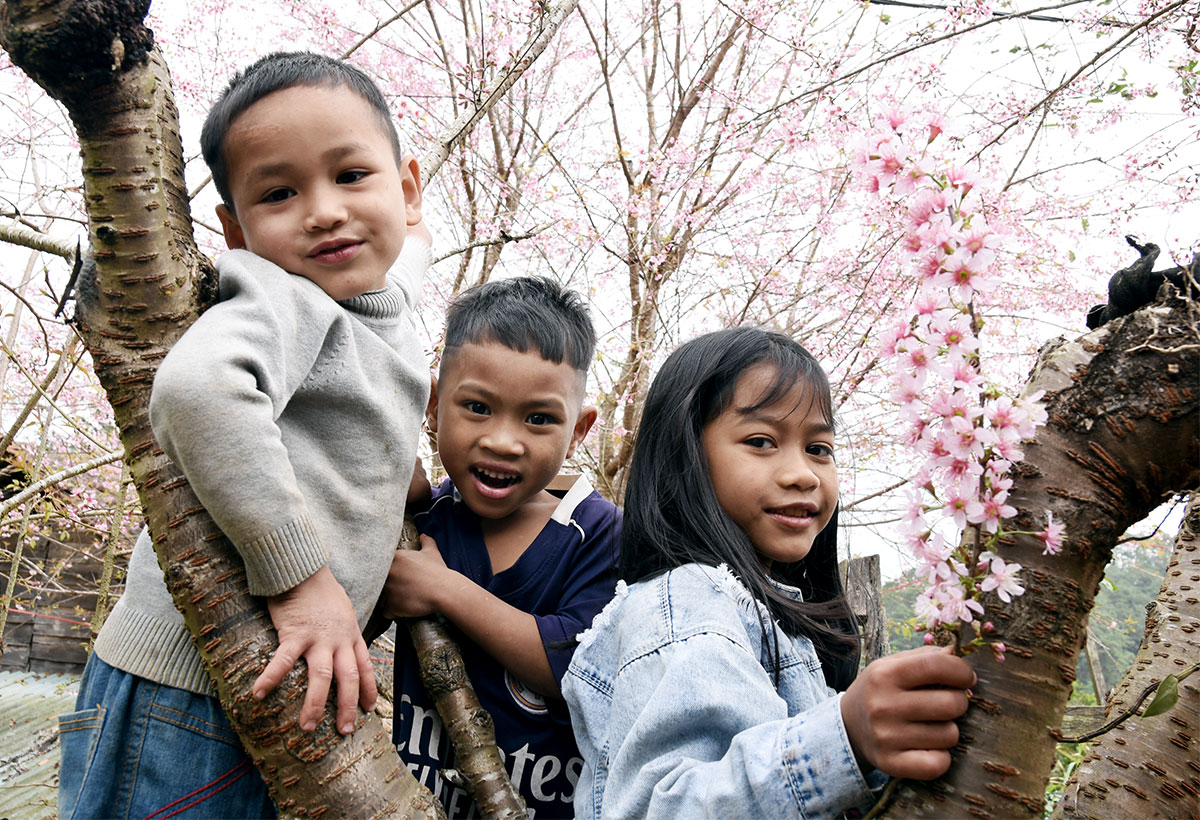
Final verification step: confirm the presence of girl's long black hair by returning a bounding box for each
[620,327,860,691]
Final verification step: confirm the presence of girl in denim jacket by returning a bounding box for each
[563,327,976,819]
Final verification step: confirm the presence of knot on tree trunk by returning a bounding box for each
[0,0,155,104]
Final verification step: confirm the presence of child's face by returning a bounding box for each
[428,341,597,520]
[700,364,839,567]
[215,84,421,300]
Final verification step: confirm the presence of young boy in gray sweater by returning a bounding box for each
[59,52,430,819]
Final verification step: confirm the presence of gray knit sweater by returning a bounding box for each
[94,242,431,695]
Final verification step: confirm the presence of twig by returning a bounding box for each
[843,478,911,511]
[431,221,556,264]
[1115,499,1184,546]
[0,333,80,457]
[0,451,123,520]
[0,337,113,453]
[863,777,904,819]
[1054,662,1199,743]
[972,0,1188,162]
[420,0,581,184]
[341,0,424,60]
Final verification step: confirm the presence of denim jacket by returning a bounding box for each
[563,563,884,819]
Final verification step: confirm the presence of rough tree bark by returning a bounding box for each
[0,1,574,816]
[878,272,1199,818]
[1051,493,1199,819]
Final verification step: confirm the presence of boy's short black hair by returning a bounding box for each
[442,276,596,377]
[200,51,404,211]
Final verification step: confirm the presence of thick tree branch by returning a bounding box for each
[1051,494,1200,818]
[880,282,1199,818]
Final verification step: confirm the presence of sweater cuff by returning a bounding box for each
[239,515,328,597]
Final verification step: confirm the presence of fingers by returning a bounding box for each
[300,650,334,732]
[873,710,961,752]
[885,646,977,690]
[885,687,972,723]
[885,748,955,781]
[253,643,299,701]
[332,645,362,735]
[257,643,374,735]
[356,638,378,716]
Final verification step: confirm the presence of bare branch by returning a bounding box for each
[0,221,74,259]
[0,450,122,519]
[341,0,425,60]
[421,0,581,183]
[432,221,556,264]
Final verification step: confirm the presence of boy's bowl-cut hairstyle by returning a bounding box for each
[200,51,404,211]
[442,276,596,376]
[620,326,860,691]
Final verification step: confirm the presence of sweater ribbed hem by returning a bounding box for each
[240,515,328,596]
[93,599,214,696]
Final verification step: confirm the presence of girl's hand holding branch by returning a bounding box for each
[840,646,976,780]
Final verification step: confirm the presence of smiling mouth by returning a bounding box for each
[309,241,361,262]
[767,506,818,526]
[472,466,520,489]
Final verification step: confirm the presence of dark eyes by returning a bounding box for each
[808,443,835,459]
[461,402,557,426]
[742,437,834,459]
[258,170,366,203]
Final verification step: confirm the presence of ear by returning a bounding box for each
[216,204,246,250]
[399,154,423,227]
[565,405,598,459]
[425,374,439,434]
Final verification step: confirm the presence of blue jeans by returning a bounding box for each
[58,655,275,820]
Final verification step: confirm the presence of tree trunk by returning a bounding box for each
[1051,493,1200,820]
[879,277,1199,818]
[0,2,444,815]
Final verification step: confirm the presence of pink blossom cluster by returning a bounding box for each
[853,108,1062,649]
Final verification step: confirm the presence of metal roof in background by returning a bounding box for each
[0,669,77,820]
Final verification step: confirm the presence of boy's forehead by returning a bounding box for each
[229,82,360,132]
[440,340,587,401]
[221,84,398,190]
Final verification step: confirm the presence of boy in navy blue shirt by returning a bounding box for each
[379,277,619,818]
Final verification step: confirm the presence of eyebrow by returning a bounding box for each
[243,144,374,185]
[737,407,834,435]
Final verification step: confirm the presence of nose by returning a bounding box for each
[304,187,348,232]
[480,418,524,457]
[777,451,820,490]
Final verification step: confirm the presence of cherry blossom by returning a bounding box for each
[852,109,1062,646]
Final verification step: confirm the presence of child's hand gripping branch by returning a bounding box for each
[840,646,975,780]
[382,533,559,698]
[253,566,378,735]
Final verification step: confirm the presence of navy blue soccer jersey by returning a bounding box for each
[393,476,620,819]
